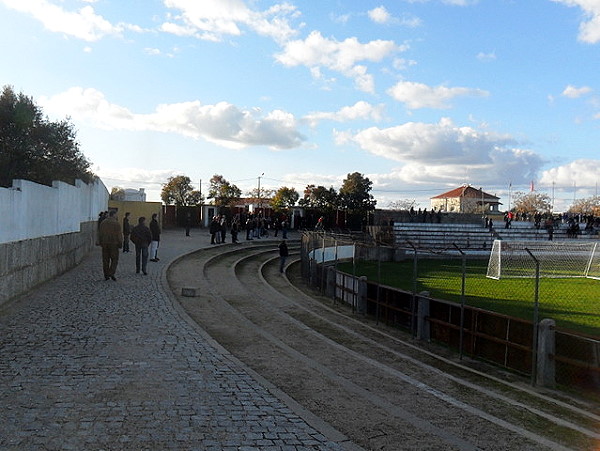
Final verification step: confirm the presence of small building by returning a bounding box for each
[108,200,162,228]
[111,188,146,202]
[431,185,501,214]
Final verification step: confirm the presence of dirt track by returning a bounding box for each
[168,240,600,450]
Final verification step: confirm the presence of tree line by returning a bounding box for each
[0,86,94,188]
[154,172,377,218]
[3,86,598,218]
[511,191,600,217]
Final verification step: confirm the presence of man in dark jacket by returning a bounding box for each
[98,210,123,280]
[278,239,289,273]
[209,216,220,244]
[122,212,131,253]
[130,217,153,275]
[149,213,161,261]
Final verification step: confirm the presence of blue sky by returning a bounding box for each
[1,0,600,211]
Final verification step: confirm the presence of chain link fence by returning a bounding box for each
[300,231,600,394]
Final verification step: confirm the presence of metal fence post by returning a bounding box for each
[320,235,326,293]
[376,244,381,325]
[525,247,540,386]
[453,244,466,360]
[352,243,357,314]
[406,241,418,338]
[417,291,430,341]
[357,275,367,314]
[536,318,556,388]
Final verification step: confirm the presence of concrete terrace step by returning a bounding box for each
[391,222,598,252]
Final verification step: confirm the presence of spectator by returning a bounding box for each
[149,213,161,261]
[122,212,131,253]
[98,210,122,281]
[130,216,152,275]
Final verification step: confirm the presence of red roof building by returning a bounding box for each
[430,185,501,213]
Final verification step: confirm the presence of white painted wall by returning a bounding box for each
[0,178,109,244]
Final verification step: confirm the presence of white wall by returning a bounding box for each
[0,178,109,244]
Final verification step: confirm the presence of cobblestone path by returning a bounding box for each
[0,230,354,450]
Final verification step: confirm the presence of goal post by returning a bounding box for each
[486,240,600,280]
[585,242,600,280]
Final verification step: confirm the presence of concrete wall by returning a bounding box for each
[0,178,109,244]
[0,221,97,306]
[0,177,109,306]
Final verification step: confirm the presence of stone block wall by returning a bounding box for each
[0,221,96,306]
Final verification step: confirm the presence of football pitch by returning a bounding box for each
[337,259,600,337]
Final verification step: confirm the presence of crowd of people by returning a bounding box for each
[208,213,290,245]
[500,211,599,240]
[97,210,161,280]
[96,210,294,281]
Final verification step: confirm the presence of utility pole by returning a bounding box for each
[480,187,484,216]
[199,179,202,225]
[257,173,264,215]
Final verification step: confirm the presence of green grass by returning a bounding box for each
[338,259,600,337]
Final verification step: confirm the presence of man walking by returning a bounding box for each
[130,217,152,275]
[149,213,161,261]
[98,210,123,280]
[122,212,131,252]
[278,239,289,273]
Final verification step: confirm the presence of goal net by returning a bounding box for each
[486,240,600,280]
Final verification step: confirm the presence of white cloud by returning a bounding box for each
[346,118,544,185]
[561,84,593,98]
[387,81,489,109]
[368,6,391,24]
[368,5,422,27]
[144,47,162,56]
[275,30,405,93]
[540,159,600,187]
[161,0,300,43]
[443,0,478,5]
[303,101,385,126]
[476,51,496,62]
[402,0,478,5]
[39,87,306,150]
[552,0,600,43]
[0,0,127,41]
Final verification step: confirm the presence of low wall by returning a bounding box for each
[0,178,108,244]
[0,221,97,307]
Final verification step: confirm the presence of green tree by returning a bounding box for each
[161,175,203,206]
[512,191,552,215]
[298,184,338,211]
[207,174,241,207]
[247,187,275,205]
[270,186,299,211]
[0,85,93,187]
[569,195,600,216]
[338,172,376,213]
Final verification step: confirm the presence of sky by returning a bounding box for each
[1,0,600,212]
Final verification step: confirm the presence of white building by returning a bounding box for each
[118,188,146,202]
